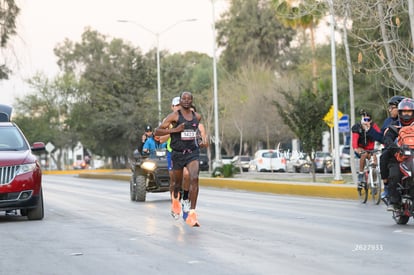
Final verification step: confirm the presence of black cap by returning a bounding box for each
[145,125,152,132]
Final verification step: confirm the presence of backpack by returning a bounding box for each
[397,124,414,148]
[395,124,414,162]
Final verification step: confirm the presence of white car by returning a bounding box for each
[252,149,286,172]
[339,145,351,172]
[232,155,252,172]
[313,151,332,173]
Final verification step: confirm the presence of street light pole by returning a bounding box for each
[117,19,197,124]
[156,34,161,125]
[211,0,221,163]
[326,0,342,181]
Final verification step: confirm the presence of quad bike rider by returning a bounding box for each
[130,127,170,202]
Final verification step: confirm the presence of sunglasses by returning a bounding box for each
[363,117,371,122]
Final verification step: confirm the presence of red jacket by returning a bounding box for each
[351,122,381,150]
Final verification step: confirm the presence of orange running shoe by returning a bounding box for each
[170,194,181,220]
[185,209,200,227]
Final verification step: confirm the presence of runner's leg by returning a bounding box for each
[186,159,200,209]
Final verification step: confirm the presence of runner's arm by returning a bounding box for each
[154,112,184,135]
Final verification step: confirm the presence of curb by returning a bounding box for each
[199,177,358,200]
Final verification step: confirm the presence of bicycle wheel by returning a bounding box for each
[357,178,368,203]
[371,168,381,205]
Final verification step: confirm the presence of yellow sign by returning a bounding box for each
[323,105,343,128]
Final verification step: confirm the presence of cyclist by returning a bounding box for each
[365,96,405,199]
[351,110,381,186]
[383,98,414,211]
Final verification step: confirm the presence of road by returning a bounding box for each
[1,175,413,275]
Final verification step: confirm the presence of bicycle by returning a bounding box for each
[357,149,382,204]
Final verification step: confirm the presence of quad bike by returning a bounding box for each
[130,148,170,202]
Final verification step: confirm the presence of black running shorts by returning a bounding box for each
[171,148,199,170]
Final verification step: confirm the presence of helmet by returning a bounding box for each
[388,95,405,106]
[359,109,371,117]
[398,98,414,125]
[145,125,152,132]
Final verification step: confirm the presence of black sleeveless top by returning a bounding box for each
[170,110,199,152]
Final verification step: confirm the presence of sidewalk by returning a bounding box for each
[44,169,359,200]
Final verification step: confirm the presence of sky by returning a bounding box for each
[1,0,229,106]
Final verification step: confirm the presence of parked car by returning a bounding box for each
[252,149,286,172]
[0,104,45,220]
[221,156,233,165]
[314,151,333,173]
[232,155,251,172]
[211,156,233,171]
[73,159,87,170]
[285,158,296,173]
[199,153,209,171]
[287,153,311,173]
[339,145,351,172]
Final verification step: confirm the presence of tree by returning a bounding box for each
[219,62,294,156]
[52,28,216,167]
[216,0,296,72]
[273,0,327,93]
[273,86,332,181]
[53,29,158,166]
[0,0,19,79]
[156,51,213,115]
[13,73,77,170]
[341,0,414,96]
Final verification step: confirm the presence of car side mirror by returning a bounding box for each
[31,142,46,152]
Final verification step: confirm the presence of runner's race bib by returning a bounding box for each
[181,130,196,140]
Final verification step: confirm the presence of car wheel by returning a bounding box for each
[27,188,44,220]
[135,175,147,202]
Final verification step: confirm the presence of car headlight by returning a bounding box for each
[141,161,157,171]
[17,163,37,176]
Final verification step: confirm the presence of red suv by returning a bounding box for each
[0,104,45,220]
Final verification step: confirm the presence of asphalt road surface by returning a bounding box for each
[1,175,413,275]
